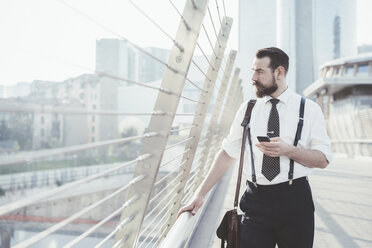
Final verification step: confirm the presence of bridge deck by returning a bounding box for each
[189,155,372,248]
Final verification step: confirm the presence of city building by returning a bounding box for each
[2,82,31,98]
[31,99,88,149]
[238,0,356,97]
[49,73,119,143]
[95,39,170,84]
[96,39,137,82]
[8,73,119,147]
[138,47,170,83]
[0,98,87,151]
[358,44,372,54]
[303,52,372,157]
[117,53,210,138]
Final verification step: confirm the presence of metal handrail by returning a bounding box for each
[97,216,134,248]
[138,200,175,248]
[158,212,197,248]
[0,153,151,216]
[0,132,158,166]
[13,175,145,248]
[62,195,139,248]
[0,101,165,116]
[139,194,177,240]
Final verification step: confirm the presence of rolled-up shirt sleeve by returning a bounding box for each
[309,104,333,163]
[221,101,248,159]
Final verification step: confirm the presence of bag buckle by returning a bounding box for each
[289,179,293,185]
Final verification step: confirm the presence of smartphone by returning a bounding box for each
[257,136,271,142]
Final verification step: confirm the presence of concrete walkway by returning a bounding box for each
[196,155,372,248]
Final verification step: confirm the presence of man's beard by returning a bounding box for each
[253,75,278,98]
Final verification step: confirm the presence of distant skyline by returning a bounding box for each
[0,0,371,86]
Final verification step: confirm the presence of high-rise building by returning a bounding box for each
[96,39,137,83]
[358,44,372,54]
[138,47,170,83]
[238,0,356,96]
[96,39,170,84]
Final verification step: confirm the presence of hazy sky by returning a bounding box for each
[0,0,370,86]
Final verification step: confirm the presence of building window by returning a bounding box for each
[41,128,44,137]
[92,126,95,132]
[91,137,95,142]
[334,67,340,77]
[344,65,354,77]
[92,104,97,110]
[357,64,369,75]
[333,16,341,59]
[92,116,95,122]
[325,68,332,78]
[41,116,44,124]
[80,93,85,99]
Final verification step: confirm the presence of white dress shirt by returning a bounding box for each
[222,87,333,185]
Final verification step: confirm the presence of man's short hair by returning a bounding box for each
[256,47,289,75]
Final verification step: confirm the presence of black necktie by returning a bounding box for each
[262,98,280,181]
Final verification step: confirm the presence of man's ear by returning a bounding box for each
[276,66,285,78]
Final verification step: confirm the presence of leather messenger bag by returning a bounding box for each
[216,100,256,248]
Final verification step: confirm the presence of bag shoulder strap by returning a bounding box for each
[288,96,306,184]
[233,100,256,208]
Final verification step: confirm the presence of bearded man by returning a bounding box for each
[178,47,332,248]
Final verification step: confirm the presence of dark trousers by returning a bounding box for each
[239,177,315,248]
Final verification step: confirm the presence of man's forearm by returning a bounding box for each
[285,146,329,169]
[197,149,235,197]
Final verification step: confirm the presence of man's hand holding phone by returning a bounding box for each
[256,136,292,157]
[257,135,271,142]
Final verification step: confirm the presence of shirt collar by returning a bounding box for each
[264,86,292,104]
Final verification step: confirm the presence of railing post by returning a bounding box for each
[199,50,237,171]
[184,68,241,198]
[220,72,243,133]
[158,17,233,242]
[113,1,211,247]
[192,51,238,186]
[204,75,243,176]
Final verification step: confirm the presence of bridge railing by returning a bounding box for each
[328,108,372,157]
[0,0,242,247]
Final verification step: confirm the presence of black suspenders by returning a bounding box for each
[242,97,306,186]
[288,96,306,184]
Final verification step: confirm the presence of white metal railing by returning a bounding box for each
[0,154,152,216]
[0,132,158,166]
[0,0,243,247]
[328,108,372,157]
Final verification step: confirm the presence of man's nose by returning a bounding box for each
[251,73,257,82]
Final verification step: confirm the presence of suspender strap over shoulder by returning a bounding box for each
[234,100,256,208]
[288,96,306,184]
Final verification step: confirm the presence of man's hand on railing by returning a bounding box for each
[177,194,204,218]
